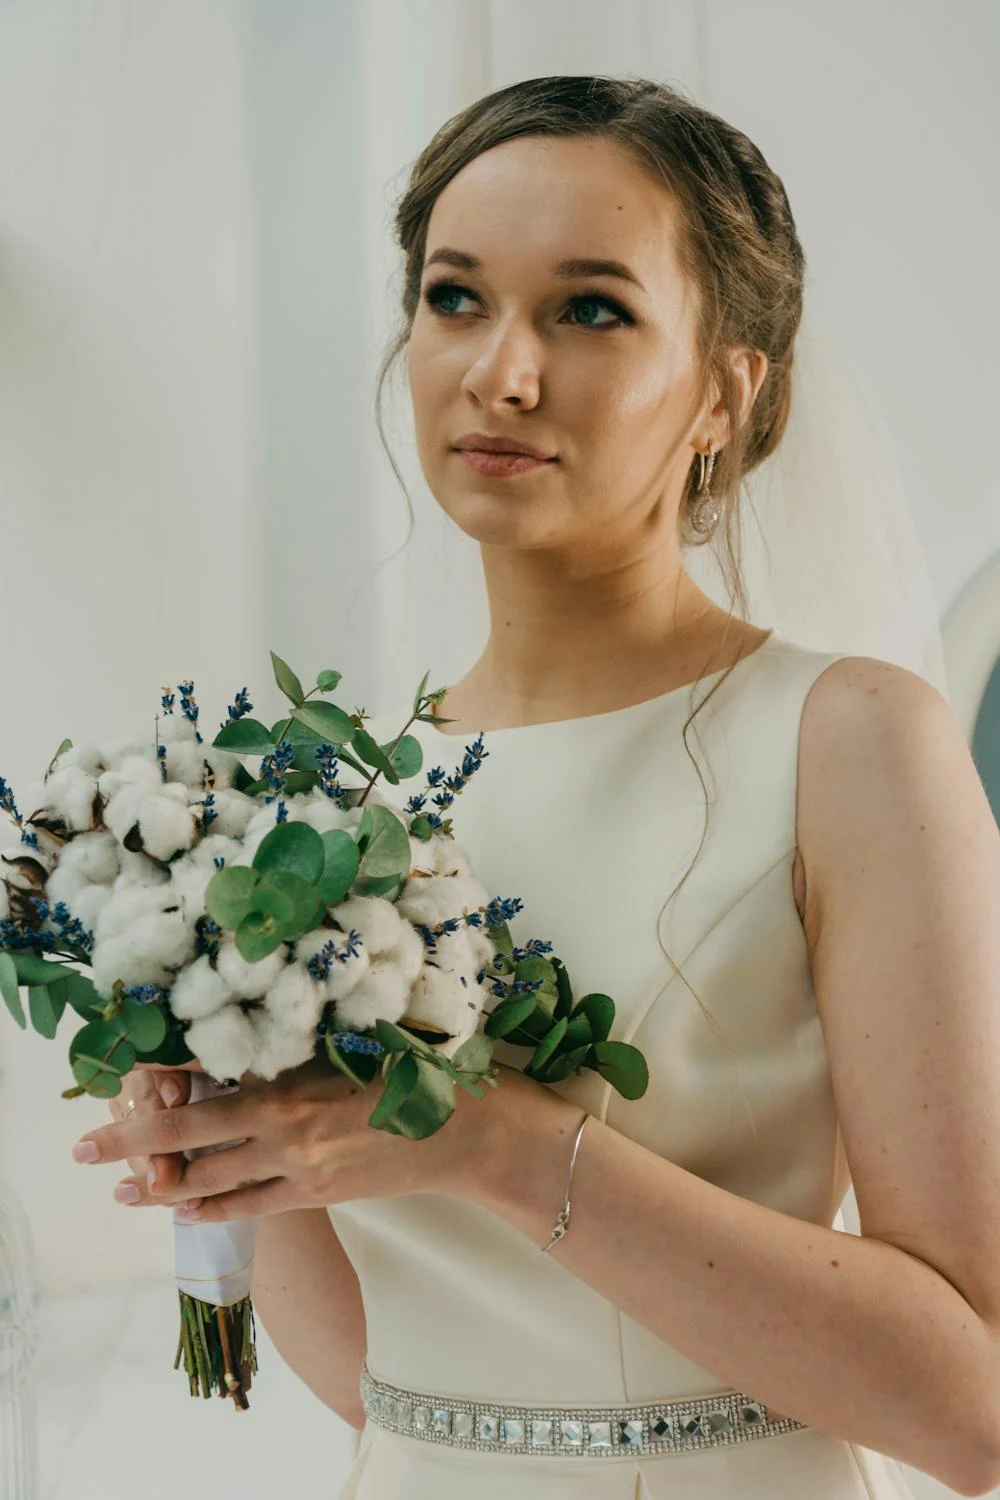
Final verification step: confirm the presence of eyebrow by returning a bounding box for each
[423,246,647,295]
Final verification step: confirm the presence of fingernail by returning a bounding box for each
[114,1183,141,1204]
[147,1163,159,1190]
[176,1206,202,1222]
[161,1080,182,1107]
[72,1141,99,1163]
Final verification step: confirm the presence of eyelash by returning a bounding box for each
[421,278,635,331]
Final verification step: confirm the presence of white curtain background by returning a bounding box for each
[0,4,996,1497]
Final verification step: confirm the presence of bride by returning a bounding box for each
[99,75,998,1499]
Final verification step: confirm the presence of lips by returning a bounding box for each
[454,433,555,461]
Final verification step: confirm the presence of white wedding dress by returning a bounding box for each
[327,629,919,1498]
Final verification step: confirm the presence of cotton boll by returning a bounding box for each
[168,856,215,920]
[135,795,199,861]
[95,881,188,942]
[323,941,370,1003]
[157,717,200,747]
[394,872,487,930]
[404,960,481,1040]
[29,766,101,834]
[196,787,256,840]
[247,1007,318,1082]
[332,894,405,957]
[332,958,410,1032]
[384,918,426,987]
[160,740,208,789]
[91,904,198,998]
[95,736,156,772]
[99,755,163,801]
[185,1005,257,1085]
[185,832,239,870]
[57,744,111,779]
[200,745,243,791]
[101,784,145,845]
[0,844,53,891]
[48,829,120,887]
[426,837,475,880]
[168,954,236,1021]
[61,882,110,935]
[263,962,325,1033]
[284,793,357,836]
[215,936,289,1000]
[406,837,437,877]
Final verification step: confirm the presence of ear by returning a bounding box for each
[706,345,770,448]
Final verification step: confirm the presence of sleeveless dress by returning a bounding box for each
[327,629,919,1499]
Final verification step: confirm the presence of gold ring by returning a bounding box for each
[123,1099,137,1120]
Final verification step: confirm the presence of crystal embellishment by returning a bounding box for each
[359,1360,806,1459]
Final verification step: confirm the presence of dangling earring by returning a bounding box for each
[687,446,720,539]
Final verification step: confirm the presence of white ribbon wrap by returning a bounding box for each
[173,1069,259,1307]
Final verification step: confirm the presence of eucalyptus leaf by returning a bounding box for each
[367,1051,420,1128]
[448,1033,495,1074]
[0,953,25,1029]
[526,1016,568,1076]
[571,993,615,1044]
[325,1035,379,1087]
[385,1057,456,1140]
[483,993,538,1038]
[553,955,574,1020]
[351,727,401,786]
[205,866,260,930]
[249,874,304,935]
[316,669,342,692]
[381,733,423,780]
[28,983,65,1039]
[292,700,356,745]
[65,971,105,1023]
[212,718,276,755]
[560,1013,593,1051]
[271,650,305,706]
[531,1043,591,1084]
[11,953,73,987]
[353,805,410,896]
[235,910,286,963]
[119,998,168,1053]
[592,1039,649,1100]
[317,830,360,906]
[252,821,325,884]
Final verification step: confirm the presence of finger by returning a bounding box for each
[73,1093,253,1167]
[112,1142,263,1207]
[156,1070,192,1109]
[176,1176,295,1222]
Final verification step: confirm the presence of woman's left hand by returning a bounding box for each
[71,1054,552,1221]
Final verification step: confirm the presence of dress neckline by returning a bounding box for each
[418,627,780,742]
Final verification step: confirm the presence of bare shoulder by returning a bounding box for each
[791,654,962,932]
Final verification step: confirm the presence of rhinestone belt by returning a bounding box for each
[360,1361,807,1460]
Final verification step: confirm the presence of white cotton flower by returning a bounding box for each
[193,787,256,840]
[0,843,53,890]
[98,754,163,802]
[406,836,437,877]
[214,935,289,1000]
[385,918,426,987]
[160,739,208,789]
[94,736,153,773]
[331,894,405,957]
[394,870,489,930]
[132,794,199,861]
[91,891,198,998]
[56,743,111,779]
[322,938,370,1003]
[262,961,325,1033]
[332,957,410,1032]
[247,1006,318,1081]
[425,836,475,880]
[200,744,243,791]
[59,882,111,935]
[114,848,171,891]
[185,1004,258,1084]
[168,953,236,1021]
[27,766,101,834]
[168,855,215,920]
[157,717,199,746]
[48,829,120,887]
[404,957,482,1042]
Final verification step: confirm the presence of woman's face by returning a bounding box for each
[406,133,711,553]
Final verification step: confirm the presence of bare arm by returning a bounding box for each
[251,1208,367,1429]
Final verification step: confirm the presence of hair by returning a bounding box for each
[373,75,807,1130]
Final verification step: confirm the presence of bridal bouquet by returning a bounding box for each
[0,651,648,1408]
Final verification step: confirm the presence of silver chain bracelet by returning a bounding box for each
[541,1111,590,1252]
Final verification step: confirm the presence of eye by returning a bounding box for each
[421,278,635,331]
